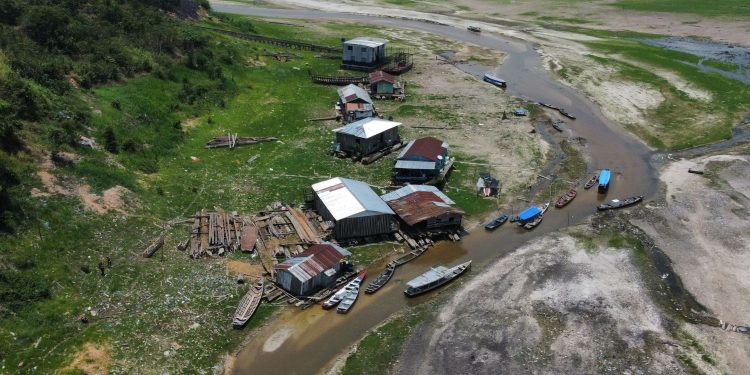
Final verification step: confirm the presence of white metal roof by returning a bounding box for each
[345,37,387,48]
[333,117,401,139]
[312,177,395,221]
[381,184,455,205]
[394,160,436,171]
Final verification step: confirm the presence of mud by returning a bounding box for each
[642,37,750,84]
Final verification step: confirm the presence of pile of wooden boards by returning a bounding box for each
[205,134,277,149]
[189,209,244,258]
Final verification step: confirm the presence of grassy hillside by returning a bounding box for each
[613,0,750,18]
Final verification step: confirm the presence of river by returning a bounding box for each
[210,4,659,374]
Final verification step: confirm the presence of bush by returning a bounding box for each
[103,127,118,153]
[0,269,51,315]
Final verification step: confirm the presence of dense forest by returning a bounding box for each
[0,0,214,234]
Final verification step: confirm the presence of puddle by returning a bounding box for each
[642,37,750,84]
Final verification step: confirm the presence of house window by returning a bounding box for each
[361,47,367,53]
[347,46,353,50]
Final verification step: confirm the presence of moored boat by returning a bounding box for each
[336,280,363,314]
[322,271,365,310]
[558,108,576,119]
[598,169,611,193]
[484,214,509,231]
[555,188,577,208]
[467,25,481,32]
[538,102,559,110]
[551,119,564,132]
[365,264,396,294]
[483,73,507,88]
[584,174,598,189]
[523,215,543,229]
[597,195,643,211]
[232,276,265,329]
[404,260,472,297]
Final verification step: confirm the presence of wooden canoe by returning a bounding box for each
[555,188,577,208]
[233,277,264,329]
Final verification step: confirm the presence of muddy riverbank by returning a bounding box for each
[210,4,660,375]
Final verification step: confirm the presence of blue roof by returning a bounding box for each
[599,169,611,186]
[518,207,542,221]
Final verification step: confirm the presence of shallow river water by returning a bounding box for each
[211,4,660,374]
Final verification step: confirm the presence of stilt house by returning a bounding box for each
[274,242,351,296]
[312,177,398,239]
[333,117,401,157]
[393,137,449,183]
[381,185,464,230]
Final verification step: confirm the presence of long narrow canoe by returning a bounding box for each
[233,277,264,329]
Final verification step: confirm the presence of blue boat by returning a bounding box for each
[483,73,507,88]
[517,206,542,224]
[513,108,529,116]
[598,169,611,193]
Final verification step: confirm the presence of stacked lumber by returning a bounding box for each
[205,134,277,149]
[189,209,244,258]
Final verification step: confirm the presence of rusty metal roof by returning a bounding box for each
[274,243,351,283]
[384,191,463,226]
[369,70,395,84]
[398,137,447,162]
[338,84,373,104]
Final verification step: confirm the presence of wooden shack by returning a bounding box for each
[393,137,449,183]
[312,177,398,240]
[333,117,401,157]
[274,243,351,296]
[342,37,388,70]
[381,185,463,230]
[337,84,375,123]
[368,70,404,100]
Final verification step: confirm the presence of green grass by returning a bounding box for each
[0,17,412,373]
[613,0,750,18]
[701,58,740,72]
[341,305,428,375]
[583,39,750,149]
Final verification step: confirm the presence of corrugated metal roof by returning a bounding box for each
[398,137,447,161]
[333,117,401,139]
[274,243,351,283]
[381,184,454,204]
[518,207,542,221]
[383,191,463,226]
[312,177,395,221]
[394,160,436,171]
[369,70,395,84]
[345,37,387,48]
[406,266,449,288]
[338,84,373,104]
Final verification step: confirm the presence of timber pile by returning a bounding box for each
[205,134,277,149]
[253,207,325,276]
[189,209,243,258]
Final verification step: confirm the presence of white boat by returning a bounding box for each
[322,271,365,310]
[336,286,362,314]
[404,260,471,297]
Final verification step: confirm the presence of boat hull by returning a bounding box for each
[404,261,471,297]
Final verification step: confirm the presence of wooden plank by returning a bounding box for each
[143,234,166,258]
[200,210,209,254]
[241,223,258,252]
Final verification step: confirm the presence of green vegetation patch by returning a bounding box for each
[341,305,429,375]
[612,0,750,18]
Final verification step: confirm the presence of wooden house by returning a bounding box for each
[312,177,398,240]
[337,84,375,123]
[381,185,463,230]
[342,37,388,70]
[274,242,351,296]
[368,71,404,100]
[393,137,449,183]
[333,117,401,157]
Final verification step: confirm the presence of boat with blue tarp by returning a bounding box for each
[483,73,507,88]
[598,169,611,193]
[517,206,542,223]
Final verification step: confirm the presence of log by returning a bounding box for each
[143,234,166,258]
